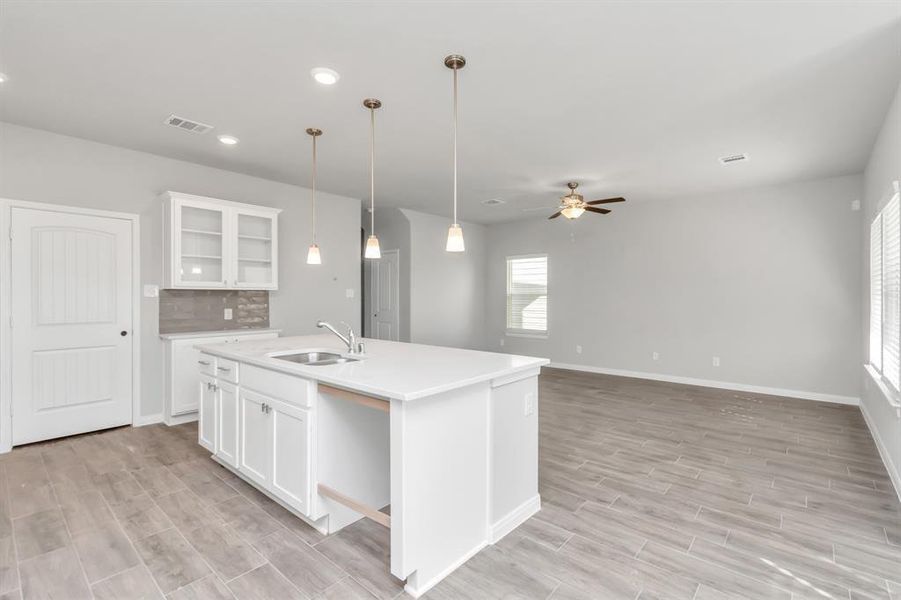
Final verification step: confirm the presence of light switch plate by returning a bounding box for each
[346,288,355,299]
[224,308,233,320]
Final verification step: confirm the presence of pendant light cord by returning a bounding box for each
[370,106,376,234]
[311,133,317,243]
[453,64,458,226]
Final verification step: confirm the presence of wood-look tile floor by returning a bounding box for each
[1,367,899,599]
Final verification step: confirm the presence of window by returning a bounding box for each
[506,255,548,335]
[870,191,901,391]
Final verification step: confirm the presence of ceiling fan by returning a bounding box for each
[548,182,625,220]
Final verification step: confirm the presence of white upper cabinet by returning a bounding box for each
[162,192,280,290]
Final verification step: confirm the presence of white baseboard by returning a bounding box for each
[490,494,541,544]
[548,362,859,406]
[164,412,198,426]
[859,400,901,504]
[403,540,488,599]
[132,413,163,427]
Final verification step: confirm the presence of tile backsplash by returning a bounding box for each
[159,290,270,334]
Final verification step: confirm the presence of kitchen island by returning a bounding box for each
[194,334,548,597]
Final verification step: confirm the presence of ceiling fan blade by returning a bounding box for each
[584,206,611,215]
[587,197,626,205]
[548,210,563,220]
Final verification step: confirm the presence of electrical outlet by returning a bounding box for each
[524,392,536,416]
[652,351,659,361]
[712,356,720,367]
[499,338,505,347]
[576,345,582,354]
[224,308,233,320]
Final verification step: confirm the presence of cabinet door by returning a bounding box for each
[173,200,228,288]
[233,209,278,290]
[198,374,217,452]
[269,398,311,514]
[217,381,239,468]
[238,388,271,487]
[172,340,223,415]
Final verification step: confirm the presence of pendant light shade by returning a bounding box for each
[364,235,381,259]
[305,127,323,265]
[306,243,322,264]
[446,224,465,252]
[364,98,382,260]
[445,54,466,253]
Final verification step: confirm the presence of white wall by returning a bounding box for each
[486,175,862,401]
[860,81,901,497]
[0,123,362,421]
[402,209,489,350]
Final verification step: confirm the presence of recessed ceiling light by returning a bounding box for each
[0,73,7,83]
[311,67,340,85]
[217,135,239,145]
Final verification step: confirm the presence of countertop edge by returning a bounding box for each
[196,344,549,401]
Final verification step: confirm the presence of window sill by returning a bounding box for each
[864,364,901,418]
[505,331,548,340]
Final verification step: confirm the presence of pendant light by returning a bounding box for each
[305,128,323,265]
[363,98,382,259]
[445,54,466,252]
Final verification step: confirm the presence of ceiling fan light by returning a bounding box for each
[446,224,465,252]
[306,243,321,265]
[365,234,382,259]
[561,206,585,219]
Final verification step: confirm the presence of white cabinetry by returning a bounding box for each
[236,388,312,515]
[217,381,239,468]
[162,330,279,425]
[162,191,280,290]
[198,372,217,453]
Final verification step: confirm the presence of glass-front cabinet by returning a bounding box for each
[163,192,280,290]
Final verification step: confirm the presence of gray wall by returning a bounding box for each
[402,209,489,350]
[486,175,862,399]
[860,81,901,492]
[0,122,362,420]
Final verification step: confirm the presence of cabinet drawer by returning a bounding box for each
[216,357,239,383]
[197,353,216,376]
[241,364,312,407]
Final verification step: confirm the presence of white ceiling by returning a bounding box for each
[1,1,899,223]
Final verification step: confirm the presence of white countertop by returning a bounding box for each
[159,328,282,340]
[195,334,549,401]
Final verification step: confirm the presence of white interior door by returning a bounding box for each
[369,249,399,341]
[10,207,134,445]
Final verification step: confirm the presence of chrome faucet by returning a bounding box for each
[317,320,364,355]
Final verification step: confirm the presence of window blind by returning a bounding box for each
[883,195,900,390]
[506,255,548,332]
[870,214,883,371]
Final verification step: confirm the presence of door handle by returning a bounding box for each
[120,330,128,336]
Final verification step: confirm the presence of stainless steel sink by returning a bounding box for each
[272,351,360,366]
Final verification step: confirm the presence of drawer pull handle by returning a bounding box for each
[198,360,211,366]
[217,367,231,372]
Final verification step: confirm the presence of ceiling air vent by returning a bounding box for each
[481,198,506,206]
[719,153,749,165]
[164,114,213,134]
